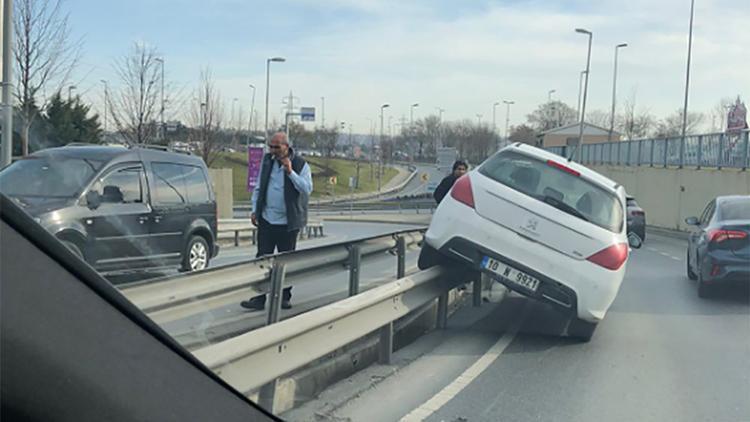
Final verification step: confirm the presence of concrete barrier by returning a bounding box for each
[208,168,233,219]
[589,165,750,232]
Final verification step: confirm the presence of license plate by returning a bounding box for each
[481,256,540,292]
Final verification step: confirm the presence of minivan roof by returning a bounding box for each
[29,145,207,168]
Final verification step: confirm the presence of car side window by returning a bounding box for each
[96,166,144,204]
[183,165,211,204]
[152,163,188,205]
[699,201,715,227]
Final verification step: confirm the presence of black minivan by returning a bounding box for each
[0,145,219,274]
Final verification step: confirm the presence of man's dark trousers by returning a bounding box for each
[252,216,299,306]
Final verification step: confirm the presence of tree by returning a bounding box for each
[287,121,313,150]
[654,109,704,137]
[708,97,735,132]
[509,124,538,145]
[526,101,577,132]
[402,115,441,159]
[44,92,102,146]
[188,69,224,166]
[316,125,340,157]
[618,92,655,140]
[586,110,610,129]
[14,0,82,155]
[109,43,162,145]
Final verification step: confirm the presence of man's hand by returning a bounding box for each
[280,157,293,174]
[251,212,258,226]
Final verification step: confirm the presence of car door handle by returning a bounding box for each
[138,216,149,224]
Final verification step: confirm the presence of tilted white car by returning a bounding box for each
[419,143,641,341]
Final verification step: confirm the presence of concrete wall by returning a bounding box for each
[208,168,234,219]
[589,165,750,231]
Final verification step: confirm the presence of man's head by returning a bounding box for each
[268,132,290,158]
[452,160,468,177]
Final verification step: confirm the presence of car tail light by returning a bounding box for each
[707,229,747,243]
[710,264,722,277]
[546,160,580,177]
[587,243,629,270]
[450,174,475,209]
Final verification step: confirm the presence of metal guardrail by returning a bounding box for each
[217,219,324,246]
[547,130,750,170]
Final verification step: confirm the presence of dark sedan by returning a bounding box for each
[686,195,750,298]
[626,196,646,241]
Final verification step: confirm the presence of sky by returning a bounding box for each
[65,0,750,134]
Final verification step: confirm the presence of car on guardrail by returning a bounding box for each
[418,143,641,341]
[685,195,750,298]
[0,144,219,275]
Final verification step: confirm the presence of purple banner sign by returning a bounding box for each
[247,146,264,192]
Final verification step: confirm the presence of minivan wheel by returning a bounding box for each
[182,236,209,272]
[568,317,597,342]
[418,242,441,270]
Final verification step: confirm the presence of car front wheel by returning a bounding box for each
[182,235,210,272]
[568,317,597,342]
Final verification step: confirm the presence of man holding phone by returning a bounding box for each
[240,132,313,311]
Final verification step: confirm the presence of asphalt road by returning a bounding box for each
[392,164,446,198]
[286,233,750,422]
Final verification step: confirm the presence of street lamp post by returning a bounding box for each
[68,85,77,101]
[681,0,696,143]
[379,103,390,192]
[264,57,286,140]
[410,103,419,126]
[436,107,445,149]
[155,58,165,142]
[2,0,13,166]
[493,102,500,135]
[321,96,325,127]
[609,43,628,141]
[100,80,109,133]
[548,89,556,102]
[574,28,593,162]
[503,100,514,143]
[247,84,256,145]
[577,70,586,121]
[476,114,483,126]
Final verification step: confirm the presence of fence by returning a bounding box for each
[547,130,750,170]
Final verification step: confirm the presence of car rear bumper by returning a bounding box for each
[701,251,749,283]
[426,200,626,322]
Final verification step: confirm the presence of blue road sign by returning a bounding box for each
[300,107,315,122]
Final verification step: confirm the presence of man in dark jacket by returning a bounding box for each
[240,132,313,311]
[433,160,468,204]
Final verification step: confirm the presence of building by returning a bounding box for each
[539,122,621,148]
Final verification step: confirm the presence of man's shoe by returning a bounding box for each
[281,300,292,309]
[240,298,265,311]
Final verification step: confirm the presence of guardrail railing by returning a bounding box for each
[547,130,749,170]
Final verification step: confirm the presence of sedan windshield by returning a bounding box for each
[0,156,103,198]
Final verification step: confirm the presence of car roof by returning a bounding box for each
[716,195,750,203]
[30,145,206,168]
[503,143,623,195]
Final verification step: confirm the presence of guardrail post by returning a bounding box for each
[473,273,482,307]
[650,139,655,167]
[696,135,703,169]
[742,131,749,171]
[718,133,725,170]
[258,380,278,413]
[663,138,669,168]
[679,135,685,168]
[437,292,448,329]
[234,230,239,247]
[348,245,361,296]
[378,323,394,364]
[637,140,643,166]
[396,236,406,279]
[266,263,286,326]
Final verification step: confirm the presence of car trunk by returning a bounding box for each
[720,220,750,259]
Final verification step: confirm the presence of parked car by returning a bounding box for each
[418,143,641,341]
[626,196,646,241]
[0,145,219,275]
[685,195,750,298]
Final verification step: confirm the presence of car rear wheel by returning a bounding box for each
[182,235,210,272]
[417,242,441,270]
[568,317,597,342]
[686,251,697,280]
[697,272,711,298]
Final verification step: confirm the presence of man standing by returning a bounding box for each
[433,160,468,204]
[240,132,313,311]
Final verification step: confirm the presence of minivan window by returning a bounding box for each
[94,166,144,204]
[183,165,210,203]
[479,151,623,233]
[152,163,187,205]
[0,156,104,198]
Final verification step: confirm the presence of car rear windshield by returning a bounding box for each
[0,156,104,198]
[626,198,639,207]
[719,198,750,220]
[479,151,623,233]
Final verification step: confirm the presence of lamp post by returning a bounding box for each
[503,100,514,143]
[577,70,586,120]
[574,28,593,162]
[548,89,556,102]
[436,107,445,149]
[379,103,390,191]
[264,57,286,139]
[608,43,628,141]
[68,85,77,101]
[410,103,419,126]
[247,84,256,145]
[321,96,325,127]
[476,114,483,126]
[1,0,13,166]
[493,102,500,135]
[155,57,165,141]
[100,80,109,132]
[681,0,696,142]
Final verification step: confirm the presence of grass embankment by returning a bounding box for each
[211,152,398,201]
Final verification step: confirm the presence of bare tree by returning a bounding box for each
[509,124,538,145]
[708,97,735,132]
[526,101,577,132]
[14,0,82,155]
[188,68,225,166]
[109,43,162,144]
[654,109,704,138]
[617,91,655,140]
[586,110,610,128]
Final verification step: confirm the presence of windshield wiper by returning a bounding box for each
[539,195,589,222]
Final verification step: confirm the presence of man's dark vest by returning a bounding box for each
[255,148,309,231]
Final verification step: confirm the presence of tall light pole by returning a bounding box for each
[379,103,390,191]
[574,28,593,162]
[231,97,239,129]
[2,0,13,166]
[493,102,500,134]
[608,43,628,141]
[577,70,586,120]
[503,100,514,142]
[436,107,445,149]
[264,57,286,139]
[100,80,109,132]
[681,0,696,142]
[68,85,77,101]
[155,57,165,141]
[321,96,325,127]
[410,103,419,126]
[247,84,256,145]
[476,114,483,126]
[548,89,556,102]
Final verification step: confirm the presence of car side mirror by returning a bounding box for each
[684,216,699,226]
[627,232,643,249]
[86,190,101,210]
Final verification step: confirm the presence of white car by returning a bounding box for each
[419,143,641,341]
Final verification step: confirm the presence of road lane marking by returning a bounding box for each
[399,308,526,421]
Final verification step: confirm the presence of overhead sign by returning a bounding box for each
[727,98,748,134]
[247,146,264,192]
[300,107,316,122]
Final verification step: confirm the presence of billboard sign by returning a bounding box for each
[300,107,316,122]
[247,146,265,192]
